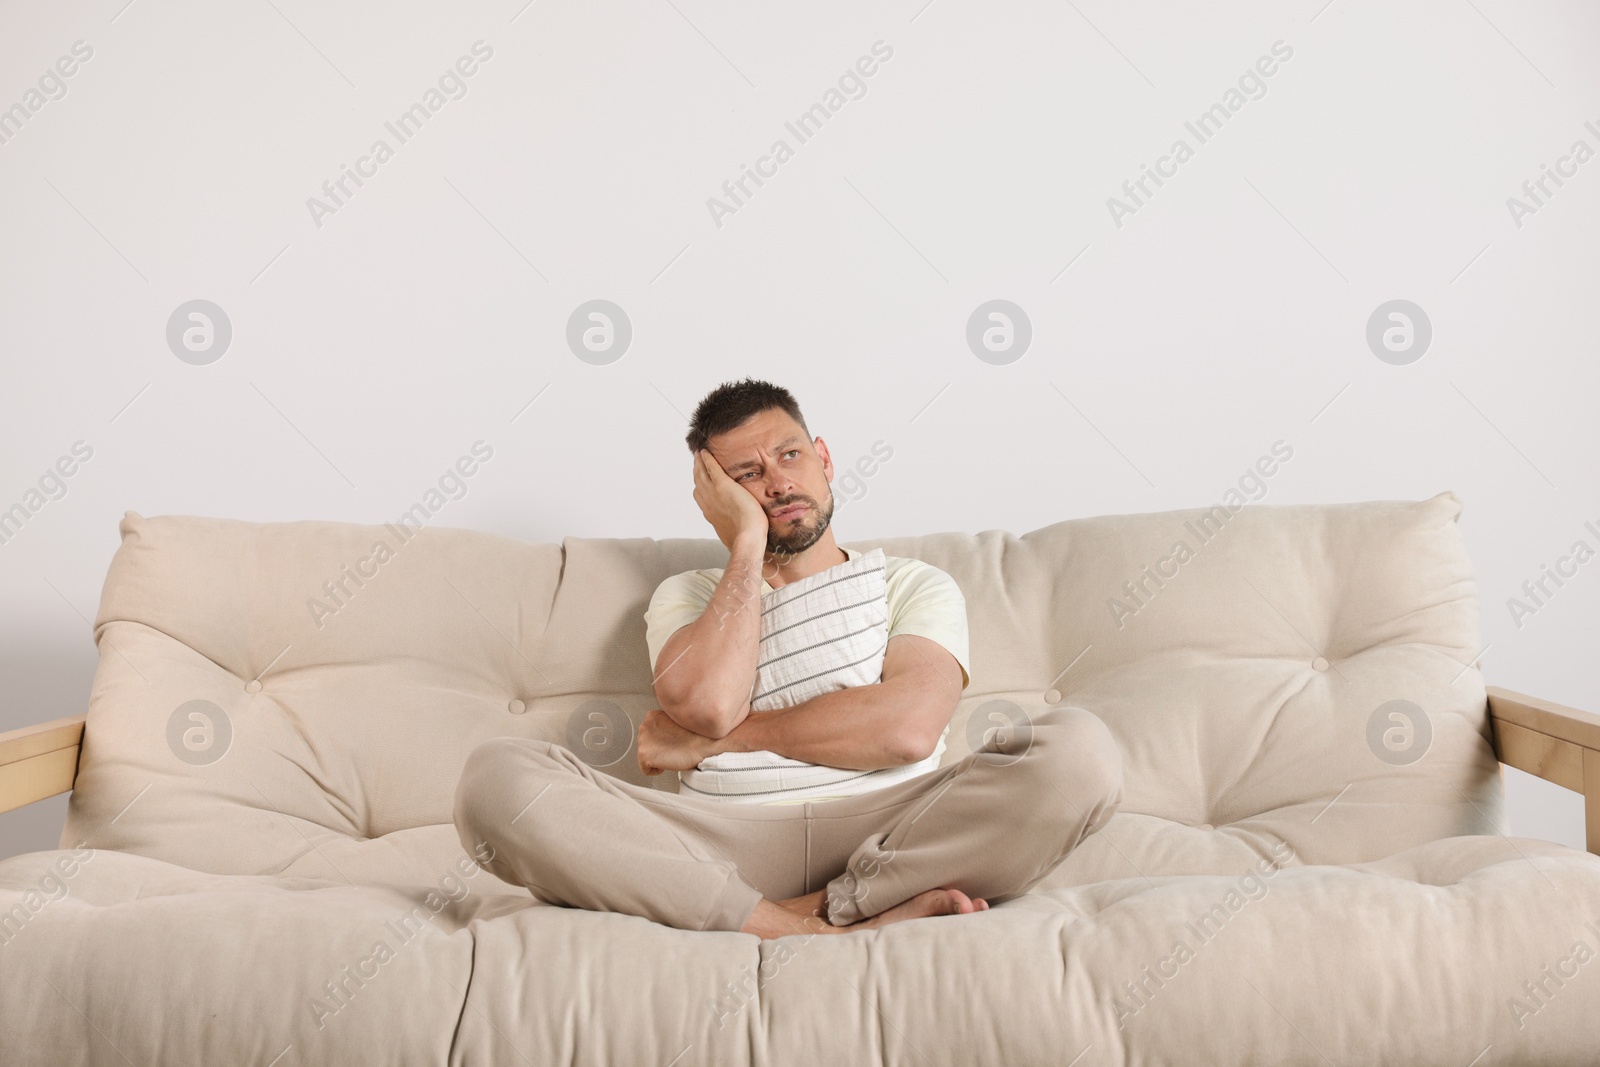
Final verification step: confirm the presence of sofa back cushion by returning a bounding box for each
[63,492,1501,888]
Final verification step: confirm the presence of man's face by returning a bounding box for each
[706,408,836,558]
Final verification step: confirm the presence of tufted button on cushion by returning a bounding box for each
[507,698,527,715]
[1044,688,1062,704]
[1311,656,1329,671]
[244,679,262,693]
[1197,823,1214,831]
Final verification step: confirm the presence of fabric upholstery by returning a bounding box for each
[1,491,1597,1065]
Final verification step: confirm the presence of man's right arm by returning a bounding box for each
[652,528,766,738]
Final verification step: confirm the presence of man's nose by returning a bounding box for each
[761,473,793,499]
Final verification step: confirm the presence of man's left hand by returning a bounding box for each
[637,709,722,776]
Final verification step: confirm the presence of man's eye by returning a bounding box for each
[784,450,799,460]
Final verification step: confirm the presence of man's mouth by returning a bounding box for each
[771,503,808,521]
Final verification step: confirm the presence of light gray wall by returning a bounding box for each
[2,1,1596,860]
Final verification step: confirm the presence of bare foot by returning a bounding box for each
[852,888,987,932]
[739,888,988,940]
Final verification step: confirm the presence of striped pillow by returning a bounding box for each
[680,547,937,803]
[750,546,889,710]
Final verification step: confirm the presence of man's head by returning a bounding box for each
[687,378,836,559]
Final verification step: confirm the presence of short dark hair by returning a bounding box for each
[685,378,810,455]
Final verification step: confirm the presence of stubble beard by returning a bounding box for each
[766,489,835,560]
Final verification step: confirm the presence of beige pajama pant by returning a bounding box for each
[452,704,1123,932]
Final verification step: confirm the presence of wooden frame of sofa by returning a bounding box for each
[2,686,1598,855]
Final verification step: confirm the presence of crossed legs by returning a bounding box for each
[452,705,1122,938]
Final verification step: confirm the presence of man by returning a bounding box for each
[454,379,1123,939]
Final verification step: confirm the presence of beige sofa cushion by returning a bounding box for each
[3,834,1597,1065]
[63,491,1499,891]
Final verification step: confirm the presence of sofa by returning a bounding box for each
[2,491,1599,1065]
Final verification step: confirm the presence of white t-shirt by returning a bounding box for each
[643,545,971,804]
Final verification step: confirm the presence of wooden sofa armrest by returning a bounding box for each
[1487,686,1600,856]
[0,715,86,816]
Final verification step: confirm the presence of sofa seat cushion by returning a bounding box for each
[3,835,1597,1065]
[0,847,478,1064]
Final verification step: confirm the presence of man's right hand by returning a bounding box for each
[693,448,769,551]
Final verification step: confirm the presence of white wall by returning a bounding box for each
[2,0,1596,859]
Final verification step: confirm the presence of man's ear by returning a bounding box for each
[814,436,833,483]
